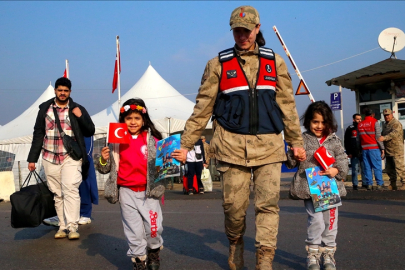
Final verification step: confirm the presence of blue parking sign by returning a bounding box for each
[330,92,341,111]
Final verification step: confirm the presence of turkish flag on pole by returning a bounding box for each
[63,69,67,78]
[314,146,336,170]
[108,123,130,144]
[112,44,121,93]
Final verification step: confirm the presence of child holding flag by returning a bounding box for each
[285,101,348,270]
[97,98,165,270]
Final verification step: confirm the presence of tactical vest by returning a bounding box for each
[358,116,379,150]
[213,47,284,135]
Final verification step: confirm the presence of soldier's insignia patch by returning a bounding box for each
[227,70,237,79]
[266,64,272,73]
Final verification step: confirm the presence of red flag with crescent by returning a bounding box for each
[108,123,130,144]
[314,146,336,170]
[112,44,121,93]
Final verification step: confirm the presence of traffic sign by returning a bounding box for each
[330,92,341,110]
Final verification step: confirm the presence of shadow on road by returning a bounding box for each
[78,233,129,270]
[14,225,56,240]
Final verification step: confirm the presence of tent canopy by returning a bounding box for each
[0,84,55,144]
[325,58,405,90]
[91,64,209,136]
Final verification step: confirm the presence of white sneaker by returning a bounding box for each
[43,216,59,227]
[78,216,91,225]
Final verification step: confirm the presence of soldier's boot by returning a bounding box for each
[388,181,397,190]
[255,246,275,270]
[228,238,244,270]
[320,246,336,270]
[306,246,321,270]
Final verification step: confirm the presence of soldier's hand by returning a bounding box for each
[72,107,82,118]
[172,148,188,164]
[381,150,385,160]
[292,147,306,162]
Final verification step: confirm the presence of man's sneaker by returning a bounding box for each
[54,230,67,239]
[367,185,372,190]
[188,190,194,195]
[306,246,321,270]
[68,231,80,240]
[199,188,204,194]
[43,216,59,227]
[320,246,336,270]
[147,246,162,270]
[132,255,147,270]
[353,185,358,190]
[78,216,91,225]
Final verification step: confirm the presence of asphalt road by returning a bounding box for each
[1,190,405,270]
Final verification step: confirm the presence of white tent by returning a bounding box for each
[0,84,55,144]
[91,64,211,138]
[0,84,55,190]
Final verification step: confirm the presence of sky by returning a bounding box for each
[1,1,404,136]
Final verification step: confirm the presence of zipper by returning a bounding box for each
[249,87,258,134]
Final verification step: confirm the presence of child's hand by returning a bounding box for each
[101,147,110,163]
[319,167,339,178]
[291,147,306,162]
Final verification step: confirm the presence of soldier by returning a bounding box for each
[378,108,405,190]
[201,136,210,167]
[172,5,305,270]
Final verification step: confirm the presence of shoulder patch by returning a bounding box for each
[218,48,234,63]
[259,47,275,60]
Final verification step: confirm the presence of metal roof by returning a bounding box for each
[325,58,405,90]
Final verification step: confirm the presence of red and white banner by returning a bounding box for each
[63,69,67,78]
[314,146,336,170]
[108,123,130,144]
[112,44,121,93]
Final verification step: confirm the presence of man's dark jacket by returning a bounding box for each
[344,122,362,158]
[27,97,95,178]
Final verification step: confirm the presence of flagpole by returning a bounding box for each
[273,26,315,103]
[65,59,69,79]
[116,36,121,113]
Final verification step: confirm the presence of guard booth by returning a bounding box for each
[326,58,405,136]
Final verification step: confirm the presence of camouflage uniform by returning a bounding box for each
[381,117,405,187]
[180,44,303,250]
[202,141,211,165]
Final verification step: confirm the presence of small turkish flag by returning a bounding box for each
[314,146,336,170]
[108,123,130,144]
[63,69,67,78]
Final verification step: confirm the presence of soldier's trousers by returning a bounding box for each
[218,161,281,248]
[386,155,405,184]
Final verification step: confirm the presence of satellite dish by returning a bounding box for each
[378,27,405,58]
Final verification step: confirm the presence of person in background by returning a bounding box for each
[27,77,95,240]
[201,136,211,168]
[186,138,206,195]
[43,136,98,226]
[172,5,305,269]
[358,108,385,190]
[344,113,365,190]
[378,108,405,190]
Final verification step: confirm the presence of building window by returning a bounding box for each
[358,81,392,102]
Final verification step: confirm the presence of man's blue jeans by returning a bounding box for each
[362,149,384,186]
[351,156,365,186]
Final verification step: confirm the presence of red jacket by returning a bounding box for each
[358,116,379,150]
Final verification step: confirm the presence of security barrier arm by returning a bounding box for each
[273,25,315,103]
